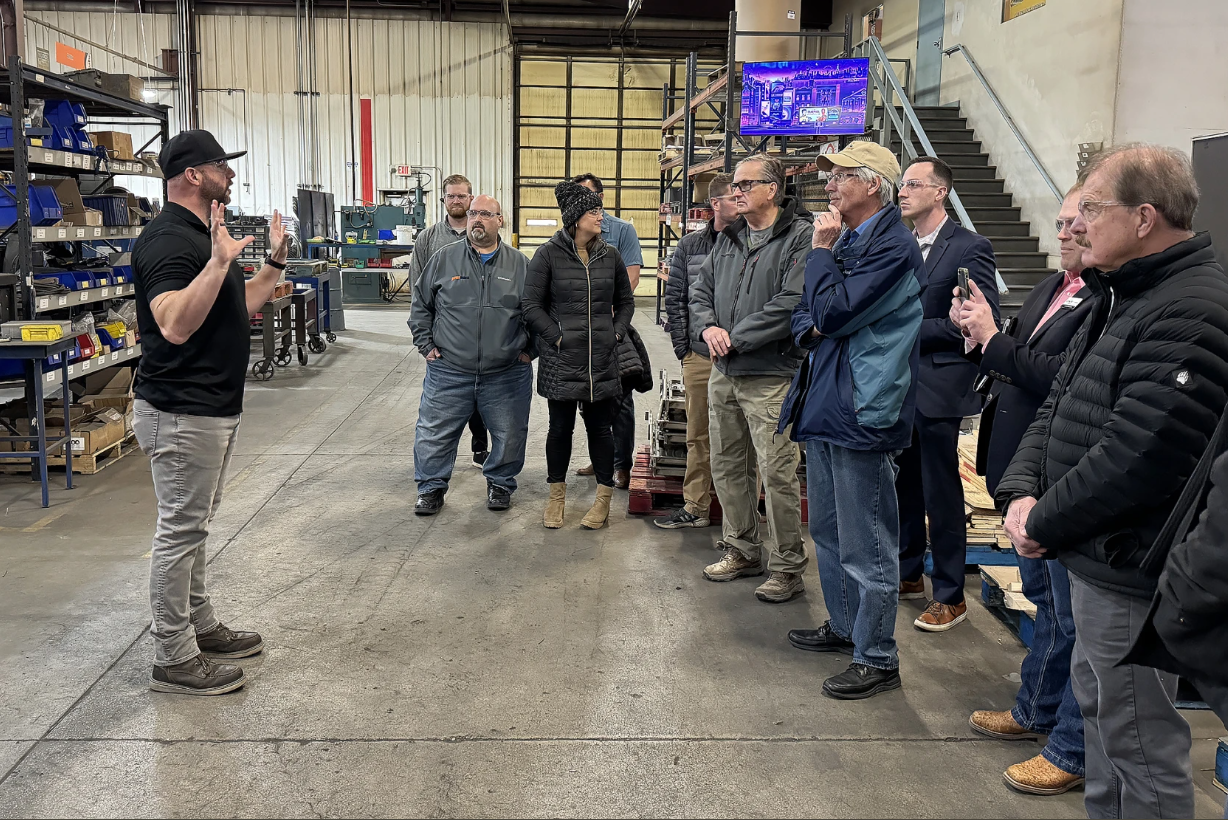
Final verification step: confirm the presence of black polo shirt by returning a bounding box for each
[132,202,249,416]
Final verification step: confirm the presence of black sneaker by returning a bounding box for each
[788,620,855,655]
[654,508,711,529]
[150,655,245,696]
[472,450,490,467]
[822,663,902,700]
[415,489,445,516]
[487,484,512,511]
[197,623,264,659]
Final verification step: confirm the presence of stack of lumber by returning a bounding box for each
[958,434,1012,549]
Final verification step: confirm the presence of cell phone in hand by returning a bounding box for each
[957,267,970,301]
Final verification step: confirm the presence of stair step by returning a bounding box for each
[950,165,999,181]
[888,128,977,143]
[972,220,1032,237]
[987,236,1040,253]
[951,179,1004,194]
[936,152,991,166]
[954,192,1015,207]
[999,268,1058,288]
[892,139,984,156]
[875,114,970,132]
[948,205,1021,222]
[895,105,962,119]
[993,251,1050,269]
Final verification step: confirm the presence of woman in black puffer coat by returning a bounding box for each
[523,181,635,531]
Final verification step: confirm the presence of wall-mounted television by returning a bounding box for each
[740,58,870,137]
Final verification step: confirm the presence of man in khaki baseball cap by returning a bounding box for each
[816,139,903,182]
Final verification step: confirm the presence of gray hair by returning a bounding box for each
[1085,143,1199,231]
[849,165,896,207]
[737,154,787,206]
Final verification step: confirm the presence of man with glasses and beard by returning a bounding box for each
[410,174,490,467]
[132,130,289,695]
[410,196,533,516]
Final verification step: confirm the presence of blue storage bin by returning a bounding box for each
[0,359,23,380]
[111,264,133,283]
[44,100,88,128]
[96,328,124,351]
[81,195,129,227]
[90,267,115,286]
[0,114,53,149]
[1,185,64,228]
[33,270,96,291]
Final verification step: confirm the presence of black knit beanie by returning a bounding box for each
[554,181,604,231]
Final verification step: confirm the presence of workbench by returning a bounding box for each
[0,337,75,507]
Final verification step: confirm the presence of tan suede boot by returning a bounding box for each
[544,483,567,529]
[580,485,614,530]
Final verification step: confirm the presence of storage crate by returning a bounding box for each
[81,195,129,226]
[1,185,64,227]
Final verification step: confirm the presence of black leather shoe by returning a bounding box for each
[487,485,512,511]
[788,621,855,654]
[415,489,445,516]
[150,655,245,696]
[822,663,902,700]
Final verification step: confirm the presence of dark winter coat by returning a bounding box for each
[616,326,654,395]
[664,220,717,360]
[689,196,813,377]
[522,229,636,403]
[1124,417,1228,725]
[995,233,1228,598]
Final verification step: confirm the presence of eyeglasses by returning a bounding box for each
[585,207,604,217]
[195,160,230,172]
[1077,199,1131,222]
[826,172,862,186]
[467,209,501,219]
[730,179,773,193]
[445,194,471,201]
[1055,217,1077,233]
[900,179,943,191]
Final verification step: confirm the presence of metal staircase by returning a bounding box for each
[854,36,1058,313]
[888,104,1054,312]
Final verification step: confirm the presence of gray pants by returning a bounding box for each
[134,399,240,667]
[1069,574,1194,819]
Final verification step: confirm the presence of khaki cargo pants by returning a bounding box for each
[681,352,714,516]
[707,368,806,574]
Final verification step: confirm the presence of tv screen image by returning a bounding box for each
[740,58,870,137]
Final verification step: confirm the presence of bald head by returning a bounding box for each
[467,194,503,251]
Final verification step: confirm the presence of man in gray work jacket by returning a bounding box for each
[409,195,532,516]
[689,154,813,603]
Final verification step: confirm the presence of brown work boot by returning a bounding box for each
[576,463,595,476]
[914,599,968,632]
[544,482,566,529]
[1003,754,1085,796]
[755,571,805,603]
[969,710,1043,741]
[613,469,630,490]
[703,544,763,582]
[580,485,613,530]
[899,579,926,600]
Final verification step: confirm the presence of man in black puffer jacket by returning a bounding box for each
[657,173,737,530]
[995,144,1228,820]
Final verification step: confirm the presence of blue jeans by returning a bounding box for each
[413,359,532,494]
[806,440,901,670]
[1012,555,1085,777]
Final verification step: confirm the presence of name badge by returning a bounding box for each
[1062,296,1084,308]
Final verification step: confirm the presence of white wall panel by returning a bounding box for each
[25,11,513,225]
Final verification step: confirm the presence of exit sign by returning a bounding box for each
[394,165,413,176]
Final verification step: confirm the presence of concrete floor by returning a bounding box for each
[0,302,1224,819]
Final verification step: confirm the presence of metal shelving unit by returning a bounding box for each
[31,283,136,315]
[654,13,854,323]
[40,344,143,388]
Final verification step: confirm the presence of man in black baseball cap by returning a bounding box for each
[158,129,247,181]
[131,128,285,696]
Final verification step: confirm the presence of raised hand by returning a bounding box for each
[812,205,843,250]
[210,200,254,266]
[268,209,290,263]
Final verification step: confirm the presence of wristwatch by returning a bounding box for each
[265,255,286,270]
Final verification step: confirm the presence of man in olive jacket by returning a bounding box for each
[996,145,1228,819]
[409,195,533,516]
[690,154,812,604]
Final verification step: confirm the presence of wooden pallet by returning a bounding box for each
[980,565,1035,649]
[0,433,137,476]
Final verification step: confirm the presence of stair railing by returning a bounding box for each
[943,43,1063,203]
[854,35,1008,291]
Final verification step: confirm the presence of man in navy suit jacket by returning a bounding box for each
[894,156,1000,632]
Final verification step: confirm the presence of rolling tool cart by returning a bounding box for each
[287,260,337,344]
[250,293,294,381]
[290,286,320,361]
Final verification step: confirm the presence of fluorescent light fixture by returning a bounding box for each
[141,89,157,102]
[526,218,557,227]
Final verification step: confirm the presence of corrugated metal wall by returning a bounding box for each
[24,11,513,224]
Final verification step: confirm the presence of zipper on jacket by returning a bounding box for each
[477,252,486,375]
[567,234,603,402]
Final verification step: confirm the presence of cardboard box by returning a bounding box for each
[70,408,125,454]
[47,179,92,228]
[90,131,134,161]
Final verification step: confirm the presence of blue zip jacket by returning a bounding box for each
[778,204,927,452]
